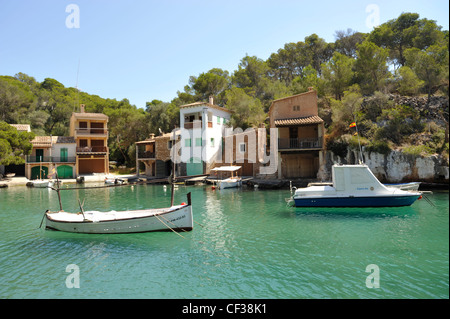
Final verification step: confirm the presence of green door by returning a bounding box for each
[186,157,203,176]
[57,165,73,179]
[31,166,48,180]
[60,148,68,162]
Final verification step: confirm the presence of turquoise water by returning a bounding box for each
[0,183,448,299]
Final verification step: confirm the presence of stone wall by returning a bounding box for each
[324,149,449,184]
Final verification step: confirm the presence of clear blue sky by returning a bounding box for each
[0,0,448,109]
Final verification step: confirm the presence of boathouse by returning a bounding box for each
[268,88,326,179]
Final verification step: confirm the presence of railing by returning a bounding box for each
[75,128,108,135]
[184,122,202,129]
[26,156,52,162]
[137,151,155,159]
[52,157,76,163]
[26,156,76,163]
[278,138,322,150]
[76,146,108,153]
[184,121,213,129]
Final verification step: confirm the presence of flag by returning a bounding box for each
[349,122,356,128]
[48,167,57,179]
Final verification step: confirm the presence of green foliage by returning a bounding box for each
[321,52,354,100]
[365,140,391,155]
[402,144,434,156]
[375,105,425,145]
[0,121,35,165]
[326,136,348,158]
[225,87,265,130]
[395,66,424,96]
[354,40,390,95]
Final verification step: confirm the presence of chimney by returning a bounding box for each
[308,87,314,92]
[209,95,214,105]
[80,104,86,113]
[150,133,155,139]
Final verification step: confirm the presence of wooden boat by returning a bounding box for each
[32,180,52,188]
[290,164,422,207]
[211,166,242,189]
[45,193,193,234]
[44,129,193,234]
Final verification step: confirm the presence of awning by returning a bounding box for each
[274,115,323,126]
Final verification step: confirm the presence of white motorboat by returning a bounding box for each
[45,193,193,234]
[211,166,242,189]
[290,164,422,207]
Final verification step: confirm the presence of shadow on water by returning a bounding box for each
[279,205,418,220]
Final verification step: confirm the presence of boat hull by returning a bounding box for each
[219,181,242,189]
[33,181,50,188]
[45,205,193,234]
[293,194,421,207]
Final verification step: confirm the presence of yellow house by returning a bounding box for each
[69,104,109,175]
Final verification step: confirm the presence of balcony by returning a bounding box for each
[26,156,76,163]
[26,156,52,163]
[184,121,213,129]
[75,128,108,136]
[278,138,322,150]
[137,151,155,159]
[76,146,108,153]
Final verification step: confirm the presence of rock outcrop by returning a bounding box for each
[324,149,449,184]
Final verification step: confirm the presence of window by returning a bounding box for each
[239,143,246,153]
[195,138,202,147]
[217,116,221,124]
[185,139,191,147]
[168,140,173,149]
[210,138,215,147]
[293,105,300,111]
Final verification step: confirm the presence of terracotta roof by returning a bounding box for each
[10,124,31,132]
[180,102,233,114]
[71,112,108,120]
[274,115,323,126]
[31,136,52,147]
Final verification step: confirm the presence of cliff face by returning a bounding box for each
[324,149,449,184]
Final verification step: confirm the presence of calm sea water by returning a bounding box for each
[0,183,448,299]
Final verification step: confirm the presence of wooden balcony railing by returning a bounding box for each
[184,121,213,129]
[76,146,108,153]
[278,138,322,150]
[137,151,155,159]
[75,128,108,135]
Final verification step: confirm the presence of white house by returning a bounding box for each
[179,97,232,176]
[25,136,76,180]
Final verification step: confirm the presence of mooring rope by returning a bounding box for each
[153,214,186,239]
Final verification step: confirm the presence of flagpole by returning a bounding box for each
[353,115,364,164]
